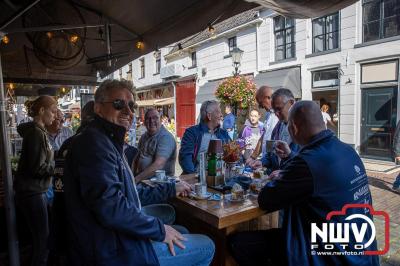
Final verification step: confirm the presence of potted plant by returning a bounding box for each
[215,75,256,110]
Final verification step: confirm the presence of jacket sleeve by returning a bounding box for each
[258,155,313,213]
[25,128,54,179]
[137,183,176,206]
[74,134,165,241]
[179,128,197,174]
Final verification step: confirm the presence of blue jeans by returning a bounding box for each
[393,173,400,189]
[153,234,215,266]
[142,203,176,225]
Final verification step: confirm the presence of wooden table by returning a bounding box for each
[170,174,279,266]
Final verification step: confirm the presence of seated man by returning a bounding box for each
[135,108,176,182]
[229,101,379,266]
[249,88,300,173]
[64,79,214,265]
[179,100,231,174]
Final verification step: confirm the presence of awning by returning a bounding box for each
[155,97,174,106]
[253,67,301,98]
[196,80,221,104]
[136,99,156,107]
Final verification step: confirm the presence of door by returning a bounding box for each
[176,80,196,138]
[360,87,397,160]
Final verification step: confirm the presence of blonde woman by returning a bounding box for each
[321,104,336,129]
[14,95,57,266]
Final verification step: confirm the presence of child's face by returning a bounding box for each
[249,110,260,124]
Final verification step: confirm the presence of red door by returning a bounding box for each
[175,80,196,138]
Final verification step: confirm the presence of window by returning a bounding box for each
[274,16,295,61]
[363,0,400,42]
[312,12,339,53]
[312,68,339,88]
[80,88,90,94]
[140,58,145,78]
[228,36,237,53]
[155,58,161,74]
[191,51,197,67]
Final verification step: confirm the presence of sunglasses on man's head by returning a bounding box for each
[102,99,136,113]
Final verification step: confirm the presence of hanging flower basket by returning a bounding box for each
[215,75,256,109]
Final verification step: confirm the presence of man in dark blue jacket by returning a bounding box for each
[179,100,231,174]
[230,101,379,266]
[64,79,214,266]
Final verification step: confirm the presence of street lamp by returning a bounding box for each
[230,47,243,76]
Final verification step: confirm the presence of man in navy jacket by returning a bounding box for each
[64,80,214,266]
[179,100,231,174]
[230,101,379,266]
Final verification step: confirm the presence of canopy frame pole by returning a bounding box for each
[2,23,108,35]
[0,53,20,266]
[0,0,41,30]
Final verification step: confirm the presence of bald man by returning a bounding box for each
[229,101,378,266]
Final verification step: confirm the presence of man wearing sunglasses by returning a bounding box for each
[64,79,214,266]
[179,100,231,174]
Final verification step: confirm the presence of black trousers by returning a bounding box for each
[229,228,287,266]
[17,193,49,266]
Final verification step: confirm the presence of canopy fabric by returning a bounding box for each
[136,99,156,107]
[196,80,220,104]
[0,0,358,86]
[253,66,301,98]
[155,97,174,106]
[0,0,257,86]
[245,0,358,18]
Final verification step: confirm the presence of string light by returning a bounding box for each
[46,32,53,39]
[70,34,79,44]
[9,83,14,90]
[136,39,144,50]
[177,43,184,56]
[1,35,10,44]
[208,24,216,39]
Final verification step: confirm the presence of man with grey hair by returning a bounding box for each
[135,108,176,182]
[64,79,215,265]
[179,100,231,174]
[250,88,299,172]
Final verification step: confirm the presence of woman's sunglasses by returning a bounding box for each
[102,99,136,113]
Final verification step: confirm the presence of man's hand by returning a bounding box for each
[163,225,186,256]
[275,141,291,159]
[268,170,281,180]
[249,160,262,169]
[245,157,255,166]
[175,181,192,197]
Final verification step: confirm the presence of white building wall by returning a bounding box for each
[112,0,400,153]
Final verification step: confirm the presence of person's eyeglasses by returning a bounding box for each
[101,99,136,113]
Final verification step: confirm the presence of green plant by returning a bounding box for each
[215,76,256,109]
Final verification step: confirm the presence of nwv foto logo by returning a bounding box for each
[310,204,389,255]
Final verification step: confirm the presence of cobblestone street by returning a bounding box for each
[366,161,400,266]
